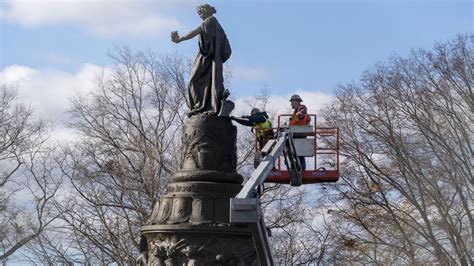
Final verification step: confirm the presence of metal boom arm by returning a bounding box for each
[230,130,301,266]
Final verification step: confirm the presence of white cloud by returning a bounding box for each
[233,90,334,126]
[0,65,36,83]
[0,63,107,143]
[0,63,334,143]
[0,63,102,121]
[0,0,180,37]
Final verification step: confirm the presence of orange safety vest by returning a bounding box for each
[290,106,310,125]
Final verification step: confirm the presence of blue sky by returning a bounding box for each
[0,0,472,118]
[0,1,471,262]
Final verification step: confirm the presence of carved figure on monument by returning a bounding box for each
[136,235,149,265]
[215,254,225,265]
[183,237,216,265]
[183,244,204,266]
[164,239,187,266]
[151,245,166,266]
[178,116,239,175]
[171,4,233,117]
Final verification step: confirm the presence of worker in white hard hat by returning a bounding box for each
[289,94,310,170]
[289,94,310,126]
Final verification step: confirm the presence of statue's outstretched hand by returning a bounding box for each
[171,31,180,43]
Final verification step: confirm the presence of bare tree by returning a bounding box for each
[236,86,277,175]
[260,185,335,265]
[34,48,190,264]
[234,87,335,265]
[0,85,62,262]
[322,34,473,264]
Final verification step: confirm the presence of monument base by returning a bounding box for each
[139,115,258,265]
[141,225,256,265]
[142,181,257,265]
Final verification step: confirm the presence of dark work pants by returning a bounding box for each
[299,156,306,171]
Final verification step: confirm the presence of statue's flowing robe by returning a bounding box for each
[188,16,231,116]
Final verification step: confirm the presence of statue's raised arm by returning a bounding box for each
[171,4,233,117]
[170,26,201,44]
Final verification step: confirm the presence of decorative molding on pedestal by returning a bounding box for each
[139,115,257,266]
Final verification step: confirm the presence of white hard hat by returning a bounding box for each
[289,94,302,102]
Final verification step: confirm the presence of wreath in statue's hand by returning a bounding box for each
[171,31,180,43]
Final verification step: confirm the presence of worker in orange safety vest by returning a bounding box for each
[289,94,310,170]
[289,94,310,125]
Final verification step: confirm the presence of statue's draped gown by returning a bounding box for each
[188,16,231,116]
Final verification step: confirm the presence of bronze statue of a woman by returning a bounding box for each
[171,4,232,117]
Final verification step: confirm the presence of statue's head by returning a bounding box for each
[196,4,216,20]
[184,245,197,257]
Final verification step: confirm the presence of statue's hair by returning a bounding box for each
[196,4,216,15]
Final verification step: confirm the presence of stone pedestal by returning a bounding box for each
[140,115,257,266]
